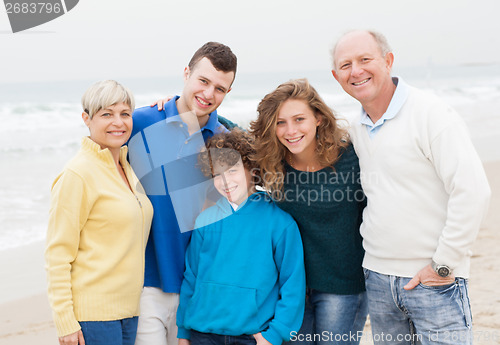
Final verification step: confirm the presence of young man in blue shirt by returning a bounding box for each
[127,42,237,345]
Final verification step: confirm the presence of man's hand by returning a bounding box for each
[150,96,174,111]
[253,332,272,345]
[178,338,191,345]
[58,329,85,345]
[404,264,455,290]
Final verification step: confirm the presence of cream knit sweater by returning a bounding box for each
[46,137,153,336]
[350,82,490,278]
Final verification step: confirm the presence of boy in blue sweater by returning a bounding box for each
[177,129,306,345]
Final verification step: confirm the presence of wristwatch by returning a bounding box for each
[431,260,452,278]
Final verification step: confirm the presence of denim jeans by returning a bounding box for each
[190,330,257,345]
[287,289,368,345]
[79,317,139,345]
[364,269,473,345]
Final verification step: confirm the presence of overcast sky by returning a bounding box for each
[1,0,499,84]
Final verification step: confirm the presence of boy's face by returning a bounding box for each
[213,159,254,206]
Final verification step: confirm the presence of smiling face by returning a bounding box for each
[177,57,234,127]
[332,31,394,110]
[275,98,320,158]
[82,102,132,157]
[213,160,254,206]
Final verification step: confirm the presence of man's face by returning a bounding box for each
[179,57,234,122]
[332,31,394,106]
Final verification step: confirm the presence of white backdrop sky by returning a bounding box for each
[1,0,499,83]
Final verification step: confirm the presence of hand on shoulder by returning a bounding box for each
[150,96,174,111]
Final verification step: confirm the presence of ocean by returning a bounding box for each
[1,64,500,251]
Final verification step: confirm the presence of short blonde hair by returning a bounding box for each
[81,80,135,119]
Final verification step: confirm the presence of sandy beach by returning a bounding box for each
[0,161,498,345]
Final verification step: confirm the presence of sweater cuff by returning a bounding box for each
[262,327,283,345]
[433,242,464,270]
[53,310,81,337]
[177,327,191,340]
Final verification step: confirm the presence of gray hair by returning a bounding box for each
[331,30,392,69]
[367,30,392,56]
[81,80,135,119]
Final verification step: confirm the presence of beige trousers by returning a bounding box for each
[135,287,180,345]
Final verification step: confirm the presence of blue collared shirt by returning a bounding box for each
[360,77,410,138]
[129,96,227,231]
[127,96,228,292]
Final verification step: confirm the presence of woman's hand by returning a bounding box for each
[59,329,85,345]
[253,332,272,345]
[151,96,174,111]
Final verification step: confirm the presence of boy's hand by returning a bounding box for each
[178,338,191,345]
[150,96,174,111]
[253,332,272,345]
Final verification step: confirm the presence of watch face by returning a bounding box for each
[437,266,450,277]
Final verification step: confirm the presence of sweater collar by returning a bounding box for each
[215,191,269,215]
[81,136,128,167]
[360,76,410,129]
[163,96,220,135]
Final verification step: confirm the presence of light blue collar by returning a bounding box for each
[360,76,409,138]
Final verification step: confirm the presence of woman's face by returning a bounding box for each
[275,99,320,157]
[82,102,133,154]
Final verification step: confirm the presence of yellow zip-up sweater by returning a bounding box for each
[46,137,153,337]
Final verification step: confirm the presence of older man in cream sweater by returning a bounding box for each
[331,30,491,345]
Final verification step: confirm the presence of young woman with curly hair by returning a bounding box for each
[250,79,367,345]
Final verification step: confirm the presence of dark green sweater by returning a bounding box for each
[277,144,365,295]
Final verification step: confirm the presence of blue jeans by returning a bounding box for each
[191,330,257,345]
[79,317,139,345]
[287,289,368,345]
[364,269,473,345]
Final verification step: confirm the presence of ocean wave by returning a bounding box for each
[0,102,82,133]
[0,225,46,252]
[0,139,81,153]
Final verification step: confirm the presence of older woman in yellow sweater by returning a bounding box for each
[45,80,153,345]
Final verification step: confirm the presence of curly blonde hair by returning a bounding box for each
[249,78,349,197]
